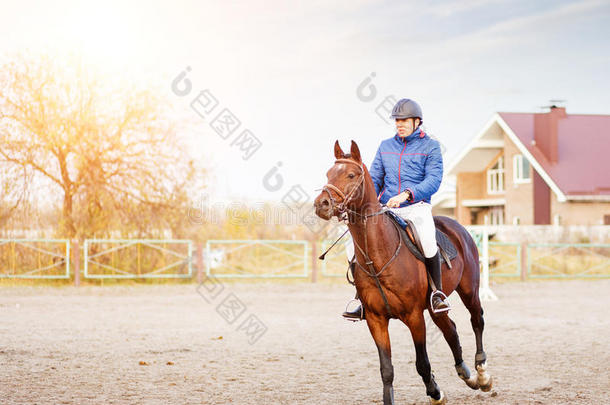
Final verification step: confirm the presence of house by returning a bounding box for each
[436,106,610,226]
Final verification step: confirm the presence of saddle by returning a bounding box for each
[385,211,458,268]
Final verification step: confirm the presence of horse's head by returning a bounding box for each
[314,140,373,220]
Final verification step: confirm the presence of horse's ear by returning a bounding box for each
[350,140,362,163]
[334,140,345,159]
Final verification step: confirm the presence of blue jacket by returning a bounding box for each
[369,127,443,208]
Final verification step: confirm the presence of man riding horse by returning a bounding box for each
[314,101,492,404]
[343,98,450,320]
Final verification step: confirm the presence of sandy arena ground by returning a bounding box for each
[1,280,609,404]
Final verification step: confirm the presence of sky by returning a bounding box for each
[1,0,609,206]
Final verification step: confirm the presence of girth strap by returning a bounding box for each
[351,217,403,318]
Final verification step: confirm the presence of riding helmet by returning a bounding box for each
[390,98,423,123]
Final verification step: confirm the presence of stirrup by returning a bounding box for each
[430,290,451,314]
[343,299,364,321]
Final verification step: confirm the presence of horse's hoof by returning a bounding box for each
[464,376,480,390]
[429,390,447,405]
[479,375,493,392]
[476,361,492,391]
[456,361,479,390]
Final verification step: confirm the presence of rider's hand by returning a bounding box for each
[387,191,411,208]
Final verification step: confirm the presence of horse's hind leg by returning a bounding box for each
[456,287,493,392]
[428,309,479,390]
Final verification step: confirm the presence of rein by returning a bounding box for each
[320,158,402,318]
[349,210,402,318]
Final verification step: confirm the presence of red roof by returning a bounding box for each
[499,111,610,196]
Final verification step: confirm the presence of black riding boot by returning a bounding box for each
[342,302,364,321]
[342,261,365,321]
[425,252,450,313]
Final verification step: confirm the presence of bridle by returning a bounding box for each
[319,158,402,317]
[321,158,366,219]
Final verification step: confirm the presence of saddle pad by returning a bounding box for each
[384,211,458,264]
[435,227,458,261]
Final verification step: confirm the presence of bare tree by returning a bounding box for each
[0,52,206,239]
[0,163,29,228]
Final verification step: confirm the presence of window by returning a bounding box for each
[513,154,531,184]
[487,157,505,194]
[490,206,504,225]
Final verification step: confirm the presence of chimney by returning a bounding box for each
[534,105,566,164]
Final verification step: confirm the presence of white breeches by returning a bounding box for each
[390,202,438,258]
[345,201,438,261]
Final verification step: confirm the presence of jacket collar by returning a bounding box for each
[394,127,423,143]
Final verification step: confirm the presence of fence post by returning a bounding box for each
[73,240,80,287]
[310,241,318,283]
[478,227,498,301]
[196,243,204,283]
[520,242,528,281]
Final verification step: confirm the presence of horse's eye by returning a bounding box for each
[348,173,355,179]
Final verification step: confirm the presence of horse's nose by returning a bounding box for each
[314,194,332,218]
[315,195,330,209]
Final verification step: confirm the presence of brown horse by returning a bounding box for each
[313,140,493,405]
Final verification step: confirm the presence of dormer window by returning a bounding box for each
[513,154,531,183]
[487,157,505,194]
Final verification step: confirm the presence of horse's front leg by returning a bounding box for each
[407,310,446,404]
[365,313,394,405]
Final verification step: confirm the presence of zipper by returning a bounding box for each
[397,139,407,197]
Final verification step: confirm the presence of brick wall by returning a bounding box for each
[503,134,534,224]
[551,195,610,226]
[456,171,484,224]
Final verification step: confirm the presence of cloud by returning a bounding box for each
[423,0,512,17]
[434,0,610,55]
